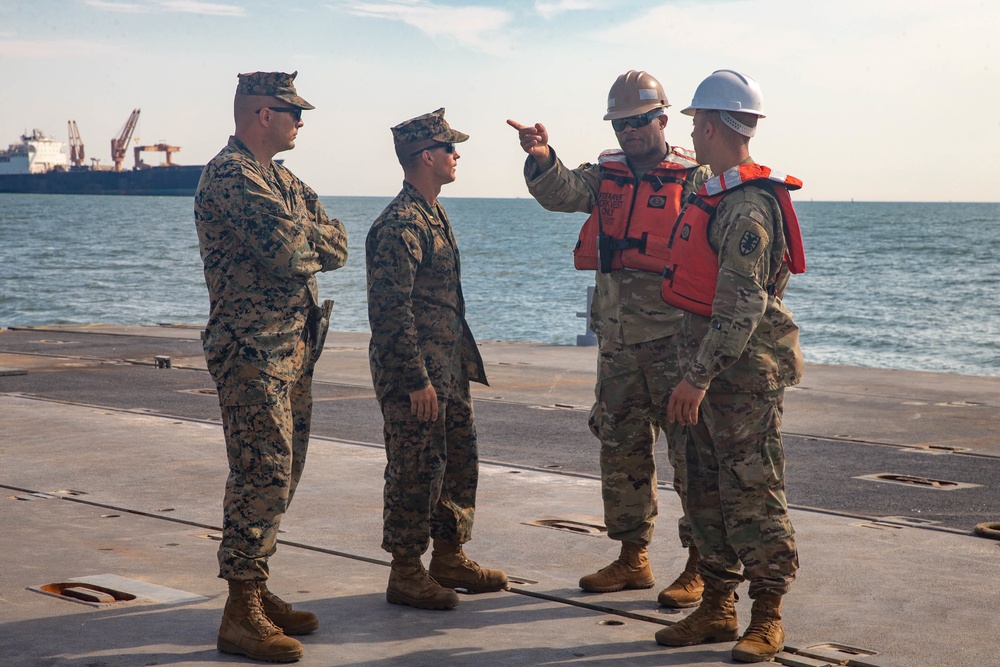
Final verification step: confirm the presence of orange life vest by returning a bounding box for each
[574,147,699,273]
[660,164,806,317]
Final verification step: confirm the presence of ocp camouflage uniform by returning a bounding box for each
[195,135,348,581]
[366,181,488,557]
[525,149,711,547]
[678,178,802,598]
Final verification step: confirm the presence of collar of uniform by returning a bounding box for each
[401,180,446,228]
[227,135,255,159]
[226,136,286,175]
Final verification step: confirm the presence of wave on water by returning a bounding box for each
[1,194,998,378]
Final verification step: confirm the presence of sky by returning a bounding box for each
[1,0,997,202]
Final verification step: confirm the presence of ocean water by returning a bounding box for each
[1,193,998,378]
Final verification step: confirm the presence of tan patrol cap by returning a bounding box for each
[236,71,315,110]
[391,108,469,156]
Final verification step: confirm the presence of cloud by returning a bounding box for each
[84,0,152,12]
[158,0,245,16]
[534,0,603,20]
[84,0,245,16]
[342,0,512,52]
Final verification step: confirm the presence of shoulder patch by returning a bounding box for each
[739,230,760,256]
[747,207,767,225]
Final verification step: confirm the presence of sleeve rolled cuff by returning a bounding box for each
[684,368,713,391]
[524,149,558,185]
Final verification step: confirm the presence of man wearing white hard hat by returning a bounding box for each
[654,69,807,664]
[508,71,712,610]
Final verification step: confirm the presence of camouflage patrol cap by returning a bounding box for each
[236,71,315,110]
[391,108,469,154]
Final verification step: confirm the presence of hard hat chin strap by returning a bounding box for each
[719,110,755,137]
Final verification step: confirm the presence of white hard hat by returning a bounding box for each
[681,70,765,118]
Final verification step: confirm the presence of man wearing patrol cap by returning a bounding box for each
[366,108,507,611]
[508,71,711,610]
[654,69,805,663]
[195,70,348,662]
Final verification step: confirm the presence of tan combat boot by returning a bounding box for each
[429,539,508,593]
[387,555,460,609]
[654,585,739,646]
[657,545,704,608]
[259,582,319,636]
[579,541,655,592]
[217,580,304,663]
[732,593,785,663]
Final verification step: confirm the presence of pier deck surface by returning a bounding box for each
[2,324,998,667]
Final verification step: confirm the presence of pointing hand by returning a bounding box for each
[506,119,551,164]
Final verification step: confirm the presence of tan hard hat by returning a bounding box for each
[603,70,669,120]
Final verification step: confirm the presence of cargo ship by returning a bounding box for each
[0,110,203,196]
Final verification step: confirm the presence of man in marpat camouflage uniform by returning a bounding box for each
[195,71,348,663]
[654,70,805,663]
[508,71,712,609]
[366,108,507,611]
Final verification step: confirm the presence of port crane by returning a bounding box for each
[67,120,85,167]
[133,142,181,169]
[110,108,140,172]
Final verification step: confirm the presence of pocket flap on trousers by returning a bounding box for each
[219,377,275,407]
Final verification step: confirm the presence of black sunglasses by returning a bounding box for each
[256,107,303,122]
[611,109,662,132]
[409,142,456,158]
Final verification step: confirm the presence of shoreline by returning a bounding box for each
[5,321,1000,381]
[5,323,1000,459]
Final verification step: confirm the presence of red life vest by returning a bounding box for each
[660,164,806,317]
[574,147,699,274]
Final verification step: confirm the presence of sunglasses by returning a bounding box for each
[611,109,663,132]
[409,142,456,158]
[256,107,303,122]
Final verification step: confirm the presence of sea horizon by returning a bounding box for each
[313,194,1000,205]
[2,195,998,379]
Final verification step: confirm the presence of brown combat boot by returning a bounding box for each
[259,582,319,636]
[732,593,785,663]
[387,555,460,610]
[428,539,508,593]
[657,546,704,608]
[579,541,655,592]
[654,584,739,646]
[217,580,304,663]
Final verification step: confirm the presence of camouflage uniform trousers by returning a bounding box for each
[380,382,478,558]
[589,335,691,547]
[214,329,321,582]
[684,389,798,598]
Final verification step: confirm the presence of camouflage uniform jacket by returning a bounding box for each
[366,181,488,401]
[681,169,804,394]
[525,148,711,344]
[195,136,348,380]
